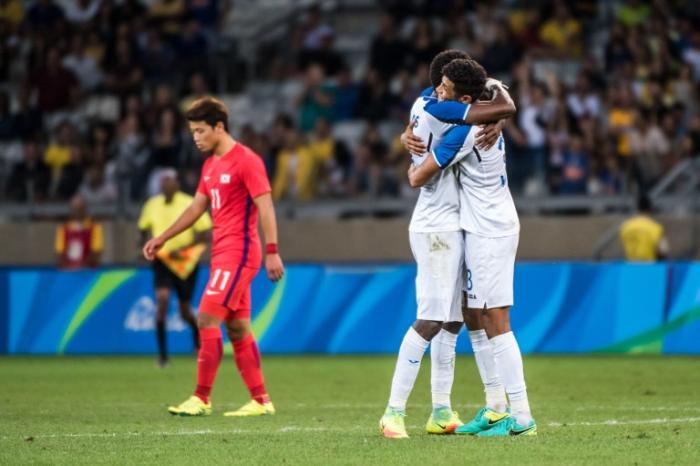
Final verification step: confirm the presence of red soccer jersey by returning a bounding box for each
[196,142,271,268]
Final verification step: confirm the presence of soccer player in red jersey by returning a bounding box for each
[143,97,284,417]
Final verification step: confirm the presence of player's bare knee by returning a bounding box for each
[197,312,219,329]
[412,320,443,340]
[442,321,463,334]
[463,308,483,331]
[483,306,511,337]
[225,319,250,341]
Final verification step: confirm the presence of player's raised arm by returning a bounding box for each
[253,193,284,282]
[465,82,516,124]
[142,192,209,261]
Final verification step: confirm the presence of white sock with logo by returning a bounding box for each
[388,327,430,411]
[490,331,533,425]
[431,329,459,410]
[469,329,507,412]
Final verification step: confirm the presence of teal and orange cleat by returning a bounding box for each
[476,417,538,437]
[455,407,510,435]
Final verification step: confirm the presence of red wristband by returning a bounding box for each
[266,243,278,254]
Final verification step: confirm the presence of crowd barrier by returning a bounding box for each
[1,262,698,354]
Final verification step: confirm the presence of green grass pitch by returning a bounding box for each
[1,355,699,465]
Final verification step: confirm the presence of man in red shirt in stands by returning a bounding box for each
[143,97,284,417]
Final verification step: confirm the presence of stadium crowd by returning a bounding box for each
[1,0,699,207]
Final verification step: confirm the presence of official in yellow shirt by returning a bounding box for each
[138,168,212,367]
[619,196,669,262]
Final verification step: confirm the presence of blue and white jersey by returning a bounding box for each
[408,93,471,233]
[438,129,519,238]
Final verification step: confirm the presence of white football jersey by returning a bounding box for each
[408,91,471,233]
[445,130,520,238]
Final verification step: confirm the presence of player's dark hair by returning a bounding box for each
[442,58,487,102]
[185,97,229,131]
[429,49,470,88]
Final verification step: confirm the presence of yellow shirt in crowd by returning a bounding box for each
[138,191,212,253]
[619,215,664,261]
[273,140,333,201]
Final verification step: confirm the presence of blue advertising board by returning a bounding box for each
[1,262,698,354]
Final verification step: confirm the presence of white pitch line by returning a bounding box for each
[547,417,700,427]
[575,406,700,412]
[4,417,700,441]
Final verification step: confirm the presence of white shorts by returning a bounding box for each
[409,231,464,322]
[463,233,518,309]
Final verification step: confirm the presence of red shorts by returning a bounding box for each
[199,264,259,321]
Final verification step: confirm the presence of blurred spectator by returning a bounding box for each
[607,86,637,160]
[347,141,375,196]
[84,29,106,63]
[272,124,329,201]
[300,4,332,50]
[405,18,442,71]
[79,164,118,204]
[113,0,146,24]
[566,73,601,119]
[616,0,650,28]
[619,195,669,261]
[0,91,14,140]
[0,0,24,31]
[629,111,670,190]
[356,69,399,122]
[149,0,184,40]
[298,24,344,76]
[114,114,150,200]
[147,108,183,196]
[6,141,51,202]
[103,39,143,97]
[682,31,700,83]
[44,121,77,182]
[369,13,406,78]
[515,64,554,191]
[480,21,523,76]
[24,0,64,35]
[62,34,103,91]
[180,72,210,114]
[331,67,360,121]
[29,47,79,113]
[141,29,176,84]
[177,19,210,76]
[557,134,589,194]
[11,89,43,141]
[55,144,85,200]
[55,194,103,269]
[295,64,334,132]
[185,0,224,34]
[538,1,583,57]
[145,83,179,129]
[64,0,101,26]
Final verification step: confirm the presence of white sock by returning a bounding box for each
[490,331,533,425]
[388,327,430,411]
[469,329,507,412]
[430,329,459,409]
